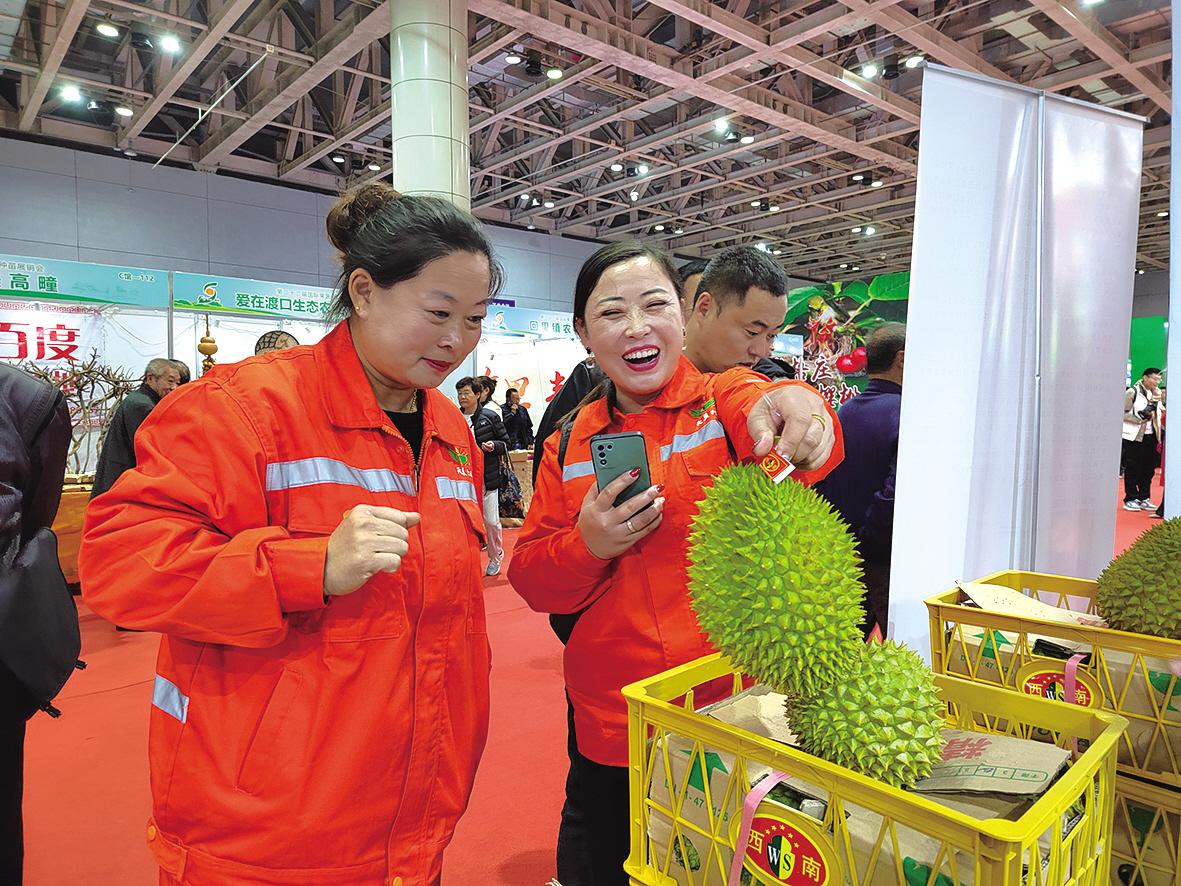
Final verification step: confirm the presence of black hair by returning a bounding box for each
[504,387,519,403]
[678,258,708,279]
[326,182,504,321]
[455,376,479,392]
[573,241,682,325]
[1144,367,1163,377]
[169,359,190,385]
[866,322,907,374]
[696,245,789,310]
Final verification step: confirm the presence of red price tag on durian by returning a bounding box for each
[757,450,795,484]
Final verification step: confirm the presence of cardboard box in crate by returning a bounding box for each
[623,653,1126,886]
[927,571,1181,787]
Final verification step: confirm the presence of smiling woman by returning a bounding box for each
[79,183,505,885]
[508,240,845,886]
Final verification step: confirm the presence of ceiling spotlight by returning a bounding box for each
[1080,0,1104,5]
[630,191,639,201]
[532,198,541,206]
[527,224,536,230]
[654,224,665,231]
[505,53,522,65]
[61,85,82,103]
[756,243,768,252]
[750,200,761,207]
[123,148,138,157]
[115,105,133,117]
[851,173,865,182]
[1138,269,1146,275]
[331,154,346,164]
[851,226,862,233]
[86,99,101,111]
[1157,210,1169,218]
[519,192,531,203]
[905,55,925,69]
[96,22,120,38]
[714,118,729,134]
[852,266,860,272]
[368,162,381,172]
[637,164,649,175]
[543,200,555,208]
[773,249,783,255]
[524,52,543,77]
[862,63,880,79]
[546,67,563,80]
[768,204,780,212]
[674,227,684,234]
[870,179,884,188]
[864,225,877,235]
[610,162,623,172]
[159,34,181,54]
[839,263,849,269]
[740,135,755,145]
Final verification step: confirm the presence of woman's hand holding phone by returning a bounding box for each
[578,470,665,560]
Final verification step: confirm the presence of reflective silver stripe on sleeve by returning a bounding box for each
[660,419,726,461]
[436,477,478,501]
[562,461,595,483]
[265,458,415,495]
[152,675,189,723]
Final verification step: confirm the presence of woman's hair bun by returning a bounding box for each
[326,182,402,254]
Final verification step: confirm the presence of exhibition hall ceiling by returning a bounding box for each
[0,0,1171,279]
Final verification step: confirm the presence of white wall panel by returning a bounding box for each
[207,202,322,274]
[0,167,80,245]
[76,178,210,261]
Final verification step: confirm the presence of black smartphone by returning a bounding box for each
[590,432,652,508]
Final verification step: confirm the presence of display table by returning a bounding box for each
[52,486,91,584]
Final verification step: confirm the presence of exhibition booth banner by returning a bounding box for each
[172,271,336,322]
[476,333,587,411]
[0,253,169,309]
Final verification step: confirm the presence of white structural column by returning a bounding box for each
[391,0,471,208]
[1167,1,1180,519]
[891,65,1143,656]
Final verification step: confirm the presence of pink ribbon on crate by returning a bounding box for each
[1062,653,1087,755]
[728,771,791,886]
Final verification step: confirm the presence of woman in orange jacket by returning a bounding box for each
[508,242,844,885]
[80,183,501,886]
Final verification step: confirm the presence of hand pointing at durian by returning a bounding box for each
[746,384,836,470]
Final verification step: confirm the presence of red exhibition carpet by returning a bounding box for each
[23,528,569,885]
[23,476,1164,883]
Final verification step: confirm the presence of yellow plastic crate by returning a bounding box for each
[1110,775,1180,886]
[623,652,1126,886]
[927,570,1181,788]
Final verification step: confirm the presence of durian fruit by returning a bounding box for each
[786,641,945,788]
[671,834,701,871]
[1096,518,1181,639]
[687,465,866,697]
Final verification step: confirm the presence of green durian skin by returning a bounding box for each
[787,641,946,789]
[1096,517,1181,640]
[687,465,866,698]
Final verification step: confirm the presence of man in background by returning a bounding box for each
[818,323,906,638]
[169,359,190,385]
[684,245,796,381]
[0,363,76,883]
[677,258,708,313]
[91,358,180,499]
[1123,367,1163,511]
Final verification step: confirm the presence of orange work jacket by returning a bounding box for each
[508,357,843,766]
[80,322,490,885]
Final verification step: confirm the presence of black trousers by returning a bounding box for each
[0,679,28,885]
[556,698,630,886]
[860,557,891,639]
[1123,437,1159,503]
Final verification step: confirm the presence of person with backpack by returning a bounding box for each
[1122,367,1164,511]
[507,242,843,885]
[0,363,77,884]
[456,376,512,576]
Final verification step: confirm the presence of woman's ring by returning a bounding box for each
[810,413,827,430]
[626,519,636,533]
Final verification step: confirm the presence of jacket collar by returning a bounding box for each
[138,382,162,405]
[314,321,464,446]
[864,378,902,395]
[578,355,707,435]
